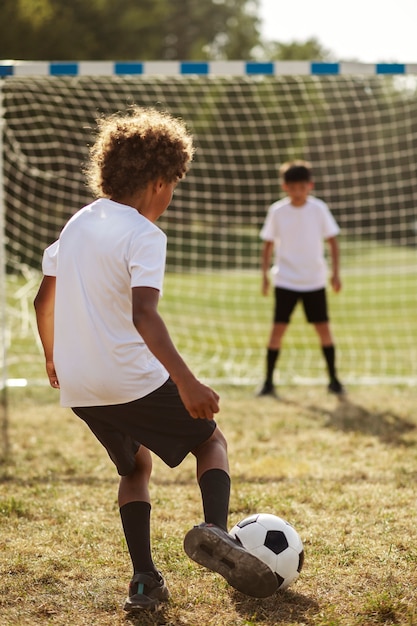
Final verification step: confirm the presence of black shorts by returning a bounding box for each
[72,378,217,476]
[274,287,329,324]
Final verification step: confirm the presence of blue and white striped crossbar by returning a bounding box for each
[1,60,417,77]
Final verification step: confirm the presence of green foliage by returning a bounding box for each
[261,37,332,61]
[0,0,261,60]
[0,0,342,62]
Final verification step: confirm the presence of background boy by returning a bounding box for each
[258,160,344,397]
[34,107,277,613]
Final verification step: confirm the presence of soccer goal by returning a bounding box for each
[1,60,417,390]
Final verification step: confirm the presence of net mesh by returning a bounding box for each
[2,74,417,385]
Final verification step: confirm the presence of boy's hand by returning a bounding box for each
[177,378,220,420]
[46,360,60,388]
[331,274,342,293]
[262,274,270,296]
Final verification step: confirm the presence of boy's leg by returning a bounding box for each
[303,289,344,395]
[194,428,230,530]
[313,322,344,394]
[259,287,298,396]
[259,323,288,395]
[184,428,278,598]
[119,445,154,572]
[119,446,169,612]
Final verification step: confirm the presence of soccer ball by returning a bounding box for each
[229,513,304,590]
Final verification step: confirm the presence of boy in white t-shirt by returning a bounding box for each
[258,160,344,397]
[34,107,277,612]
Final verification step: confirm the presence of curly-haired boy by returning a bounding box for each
[34,107,277,612]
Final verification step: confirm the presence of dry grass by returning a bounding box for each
[1,384,416,625]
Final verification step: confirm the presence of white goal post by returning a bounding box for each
[0,78,10,459]
[1,60,417,388]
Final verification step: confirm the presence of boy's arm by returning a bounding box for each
[132,286,219,420]
[261,240,274,296]
[327,236,342,292]
[33,275,60,388]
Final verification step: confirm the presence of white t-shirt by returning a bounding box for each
[42,198,169,407]
[260,195,340,291]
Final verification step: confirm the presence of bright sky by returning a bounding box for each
[259,0,417,63]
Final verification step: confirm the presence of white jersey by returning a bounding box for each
[260,195,340,291]
[42,198,169,407]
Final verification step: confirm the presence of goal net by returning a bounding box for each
[2,67,417,387]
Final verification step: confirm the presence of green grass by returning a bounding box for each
[0,384,416,625]
[4,240,417,384]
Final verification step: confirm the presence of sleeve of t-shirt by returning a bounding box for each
[42,240,59,276]
[320,201,340,239]
[260,205,277,241]
[129,228,167,293]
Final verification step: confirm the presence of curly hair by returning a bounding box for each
[85,106,195,199]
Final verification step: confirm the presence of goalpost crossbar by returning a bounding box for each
[1,60,417,77]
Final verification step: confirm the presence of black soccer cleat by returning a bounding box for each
[184,523,278,598]
[256,381,277,397]
[328,378,346,396]
[123,570,170,612]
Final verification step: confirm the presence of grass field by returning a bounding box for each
[0,384,416,625]
[5,239,417,385]
[1,243,416,624]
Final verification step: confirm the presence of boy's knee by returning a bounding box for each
[193,428,228,455]
[211,427,228,451]
[131,446,153,477]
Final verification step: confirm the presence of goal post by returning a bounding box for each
[0,78,9,460]
[1,60,417,388]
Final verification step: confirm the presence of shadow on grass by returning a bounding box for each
[124,607,188,626]
[323,396,416,445]
[279,393,416,446]
[122,589,319,626]
[231,587,319,625]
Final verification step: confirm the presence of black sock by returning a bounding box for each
[120,501,155,575]
[199,468,231,531]
[322,345,337,381]
[266,348,279,384]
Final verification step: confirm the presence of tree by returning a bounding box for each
[259,37,332,62]
[0,0,261,61]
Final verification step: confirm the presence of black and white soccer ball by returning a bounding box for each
[230,513,304,590]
